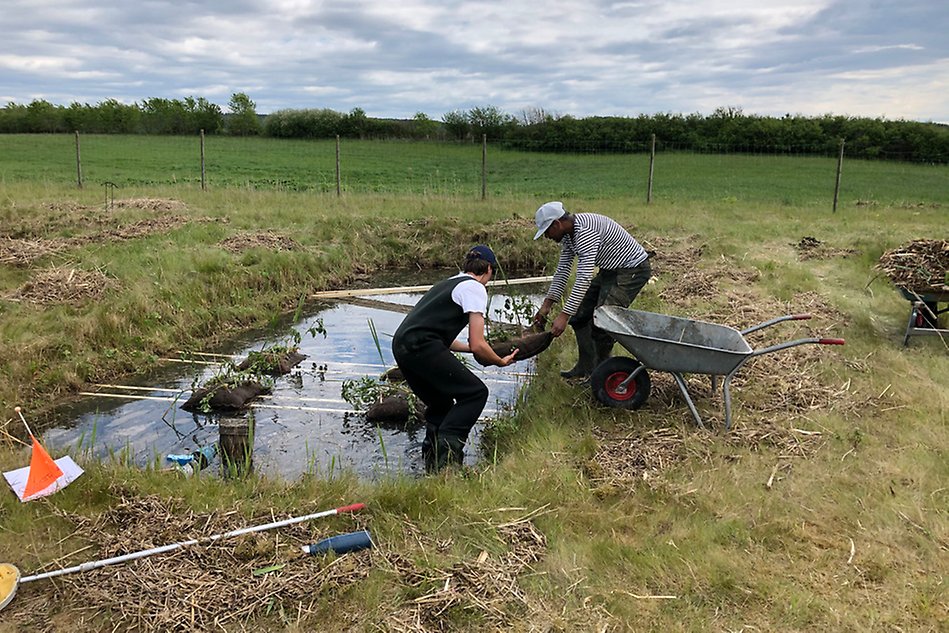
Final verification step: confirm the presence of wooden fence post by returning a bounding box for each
[481,134,487,200]
[75,130,83,189]
[200,129,207,191]
[833,138,845,213]
[647,134,656,204]
[336,135,341,197]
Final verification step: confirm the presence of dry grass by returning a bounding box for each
[876,239,949,292]
[9,265,115,305]
[6,489,371,632]
[219,231,300,253]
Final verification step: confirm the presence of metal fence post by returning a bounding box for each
[75,130,83,189]
[647,134,656,204]
[335,135,341,197]
[833,138,845,213]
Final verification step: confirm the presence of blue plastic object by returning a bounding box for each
[165,454,194,466]
[166,444,218,470]
[301,530,373,556]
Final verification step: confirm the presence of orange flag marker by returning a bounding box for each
[23,437,64,499]
[14,406,64,499]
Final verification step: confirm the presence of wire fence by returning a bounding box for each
[1,133,947,209]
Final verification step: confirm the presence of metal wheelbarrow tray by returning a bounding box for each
[591,306,845,429]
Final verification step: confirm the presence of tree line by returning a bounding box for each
[1,95,946,162]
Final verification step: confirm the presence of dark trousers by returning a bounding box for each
[569,260,652,353]
[392,343,488,470]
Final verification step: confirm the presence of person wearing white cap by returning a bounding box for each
[532,202,651,379]
[392,245,519,471]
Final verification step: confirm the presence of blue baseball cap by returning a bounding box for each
[466,244,498,267]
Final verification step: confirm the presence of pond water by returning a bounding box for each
[44,277,547,480]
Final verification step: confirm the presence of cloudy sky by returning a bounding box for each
[2,0,946,123]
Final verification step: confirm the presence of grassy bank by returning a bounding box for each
[0,180,946,631]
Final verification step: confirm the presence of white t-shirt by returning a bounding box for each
[449,273,488,314]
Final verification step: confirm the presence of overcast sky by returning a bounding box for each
[2,0,946,123]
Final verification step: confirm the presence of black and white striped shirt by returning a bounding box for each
[546,213,648,315]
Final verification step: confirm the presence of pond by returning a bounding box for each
[43,276,549,480]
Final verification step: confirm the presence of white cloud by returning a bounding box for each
[0,0,945,122]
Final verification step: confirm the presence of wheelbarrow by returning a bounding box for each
[590,306,845,429]
[898,288,949,347]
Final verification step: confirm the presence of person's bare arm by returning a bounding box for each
[467,313,517,366]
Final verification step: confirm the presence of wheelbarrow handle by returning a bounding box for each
[741,313,811,335]
[819,338,845,345]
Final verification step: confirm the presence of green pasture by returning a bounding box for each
[1,133,947,206]
[0,152,945,631]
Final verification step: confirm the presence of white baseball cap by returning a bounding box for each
[533,201,566,240]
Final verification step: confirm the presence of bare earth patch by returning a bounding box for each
[10,266,114,304]
[794,236,858,261]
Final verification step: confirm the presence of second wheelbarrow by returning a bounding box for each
[590,306,845,429]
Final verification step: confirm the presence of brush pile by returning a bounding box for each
[877,239,949,293]
[11,266,113,304]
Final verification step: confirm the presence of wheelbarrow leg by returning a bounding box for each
[903,302,917,347]
[671,372,705,429]
[722,374,736,431]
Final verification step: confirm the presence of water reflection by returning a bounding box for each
[44,284,544,480]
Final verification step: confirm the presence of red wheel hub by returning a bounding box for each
[604,371,637,401]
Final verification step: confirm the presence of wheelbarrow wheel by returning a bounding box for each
[590,357,650,410]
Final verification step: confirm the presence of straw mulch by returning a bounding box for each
[876,239,949,293]
[5,492,572,632]
[794,236,857,261]
[6,491,372,632]
[10,266,114,305]
[381,514,581,632]
[42,198,188,215]
[0,237,71,267]
[219,231,300,254]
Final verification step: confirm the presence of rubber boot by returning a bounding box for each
[592,328,616,368]
[427,437,464,472]
[560,323,596,379]
[420,423,437,463]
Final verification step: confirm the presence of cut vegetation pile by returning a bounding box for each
[10,266,114,304]
[876,238,949,292]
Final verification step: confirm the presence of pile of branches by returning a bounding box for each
[877,239,949,293]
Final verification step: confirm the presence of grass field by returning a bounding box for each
[0,140,946,631]
[2,133,948,205]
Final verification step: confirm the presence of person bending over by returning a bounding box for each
[392,245,518,471]
[532,201,651,379]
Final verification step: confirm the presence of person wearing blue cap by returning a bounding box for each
[392,245,519,471]
[532,201,651,380]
